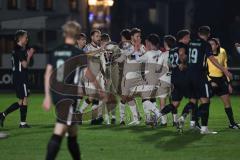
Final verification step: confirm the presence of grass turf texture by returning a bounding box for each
[0,93,240,160]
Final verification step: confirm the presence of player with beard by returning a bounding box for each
[83,29,105,125]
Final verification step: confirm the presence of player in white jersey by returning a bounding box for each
[117,29,132,125]
[116,28,145,125]
[135,34,163,125]
[82,29,105,125]
[99,33,120,125]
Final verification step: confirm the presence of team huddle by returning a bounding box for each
[0,20,239,160]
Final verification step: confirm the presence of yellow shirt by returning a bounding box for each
[207,47,227,78]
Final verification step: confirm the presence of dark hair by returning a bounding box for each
[198,26,211,36]
[101,33,111,42]
[209,38,220,54]
[131,28,141,36]
[120,29,131,40]
[176,29,190,41]
[146,33,160,47]
[90,29,101,36]
[76,33,87,40]
[15,30,28,42]
[164,35,176,48]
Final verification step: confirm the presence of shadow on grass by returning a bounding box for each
[83,124,205,151]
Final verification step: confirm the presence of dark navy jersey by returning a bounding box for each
[48,44,85,84]
[11,44,28,83]
[169,42,188,76]
[188,38,213,72]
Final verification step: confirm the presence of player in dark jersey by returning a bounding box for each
[42,21,104,160]
[0,30,34,128]
[178,26,232,134]
[156,30,190,127]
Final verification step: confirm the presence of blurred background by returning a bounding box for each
[0,0,240,92]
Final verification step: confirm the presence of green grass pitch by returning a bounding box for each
[0,93,240,160]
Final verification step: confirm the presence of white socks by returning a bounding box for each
[143,100,161,118]
[161,115,167,124]
[119,102,125,122]
[173,114,178,123]
[79,100,89,113]
[129,105,138,121]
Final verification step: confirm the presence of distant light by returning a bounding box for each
[88,0,114,7]
[104,0,114,7]
[89,12,94,22]
[88,0,97,6]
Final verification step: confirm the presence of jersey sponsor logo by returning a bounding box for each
[54,51,72,57]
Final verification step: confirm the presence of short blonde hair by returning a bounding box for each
[62,21,81,39]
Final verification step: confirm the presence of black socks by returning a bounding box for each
[68,136,81,160]
[20,105,28,122]
[225,107,235,125]
[199,103,210,126]
[3,102,20,116]
[46,134,63,160]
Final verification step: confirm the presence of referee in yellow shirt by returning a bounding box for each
[207,38,239,129]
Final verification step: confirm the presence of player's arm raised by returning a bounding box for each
[42,64,53,111]
[208,56,232,80]
[21,48,34,68]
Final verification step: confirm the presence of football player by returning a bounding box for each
[179,26,232,134]
[0,30,34,128]
[42,21,104,160]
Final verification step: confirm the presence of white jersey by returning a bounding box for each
[84,43,105,93]
[136,50,161,85]
[84,43,100,52]
[156,51,171,84]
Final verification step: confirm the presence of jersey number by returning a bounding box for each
[189,48,198,63]
[169,52,179,65]
[56,59,64,82]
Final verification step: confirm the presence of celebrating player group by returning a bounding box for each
[0,20,239,159]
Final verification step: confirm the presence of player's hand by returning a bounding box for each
[228,84,233,94]
[98,90,107,102]
[223,69,233,80]
[42,96,52,111]
[27,48,35,58]
[178,64,187,71]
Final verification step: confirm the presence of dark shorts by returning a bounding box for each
[187,71,212,99]
[171,71,189,101]
[209,76,229,96]
[15,82,30,99]
[51,91,81,126]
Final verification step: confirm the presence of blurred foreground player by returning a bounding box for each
[43,21,103,160]
[0,30,34,128]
